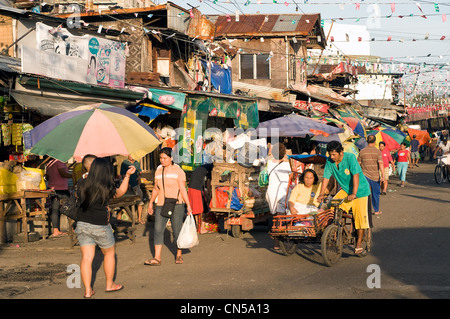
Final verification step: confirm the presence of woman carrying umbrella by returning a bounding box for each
[75,157,136,298]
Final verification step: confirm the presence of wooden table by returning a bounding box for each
[0,190,53,243]
[68,194,141,248]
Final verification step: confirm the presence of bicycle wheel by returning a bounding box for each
[321,224,343,267]
[434,165,443,184]
[279,238,299,256]
[445,166,450,183]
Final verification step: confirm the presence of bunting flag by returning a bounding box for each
[391,2,395,13]
[416,2,423,13]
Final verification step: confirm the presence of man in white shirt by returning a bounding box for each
[434,136,450,176]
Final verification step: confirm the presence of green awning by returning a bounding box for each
[147,88,186,111]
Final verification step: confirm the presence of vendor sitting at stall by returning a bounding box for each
[287,169,322,225]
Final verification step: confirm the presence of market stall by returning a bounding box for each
[209,162,270,238]
[0,189,53,243]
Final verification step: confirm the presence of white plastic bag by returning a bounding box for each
[177,214,199,249]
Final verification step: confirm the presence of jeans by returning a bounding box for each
[365,177,380,213]
[50,190,70,230]
[154,204,186,246]
[397,162,408,182]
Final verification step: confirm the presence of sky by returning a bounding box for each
[167,0,450,97]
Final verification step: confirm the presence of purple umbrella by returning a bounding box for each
[256,114,344,137]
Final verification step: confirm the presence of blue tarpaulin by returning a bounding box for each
[201,60,232,94]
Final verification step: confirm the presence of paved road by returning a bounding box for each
[1,162,449,304]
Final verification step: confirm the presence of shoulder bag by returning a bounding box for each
[160,166,180,218]
[60,196,80,221]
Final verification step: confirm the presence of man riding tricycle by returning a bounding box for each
[269,141,373,266]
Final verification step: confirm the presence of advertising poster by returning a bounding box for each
[31,23,126,89]
[36,22,89,59]
[87,37,126,88]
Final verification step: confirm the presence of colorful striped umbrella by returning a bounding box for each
[375,127,407,144]
[334,109,366,138]
[368,128,405,151]
[25,103,161,162]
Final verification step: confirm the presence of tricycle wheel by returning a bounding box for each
[279,239,298,256]
[231,225,241,238]
[321,224,343,267]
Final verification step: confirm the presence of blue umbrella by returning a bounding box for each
[256,114,344,137]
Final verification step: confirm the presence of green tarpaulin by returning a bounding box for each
[176,94,259,171]
[147,88,186,111]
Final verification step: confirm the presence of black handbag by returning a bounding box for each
[160,166,179,218]
[60,196,80,221]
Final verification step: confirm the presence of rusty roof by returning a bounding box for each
[213,13,322,38]
[54,2,186,19]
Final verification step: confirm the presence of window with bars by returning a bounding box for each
[239,54,271,80]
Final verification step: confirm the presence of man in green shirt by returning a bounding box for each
[318,141,372,254]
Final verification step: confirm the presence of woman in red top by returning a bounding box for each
[396,142,410,187]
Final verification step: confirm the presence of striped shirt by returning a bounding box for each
[358,146,383,181]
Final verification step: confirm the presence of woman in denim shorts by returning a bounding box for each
[75,157,136,298]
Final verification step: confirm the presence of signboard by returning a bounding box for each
[22,45,88,83]
[30,22,126,89]
[87,37,126,88]
[293,100,330,113]
[36,22,90,59]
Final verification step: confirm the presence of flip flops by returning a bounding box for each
[144,258,161,266]
[105,284,124,293]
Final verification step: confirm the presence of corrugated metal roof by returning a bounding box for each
[0,55,21,73]
[214,13,320,38]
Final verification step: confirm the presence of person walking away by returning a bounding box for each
[46,158,72,237]
[396,142,410,187]
[433,136,450,176]
[75,157,135,298]
[120,155,146,224]
[265,143,291,250]
[358,135,384,215]
[410,135,420,168]
[379,142,395,195]
[317,141,372,254]
[144,147,193,266]
[188,163,213,230]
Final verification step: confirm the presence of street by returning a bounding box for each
[1,162,449,302]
